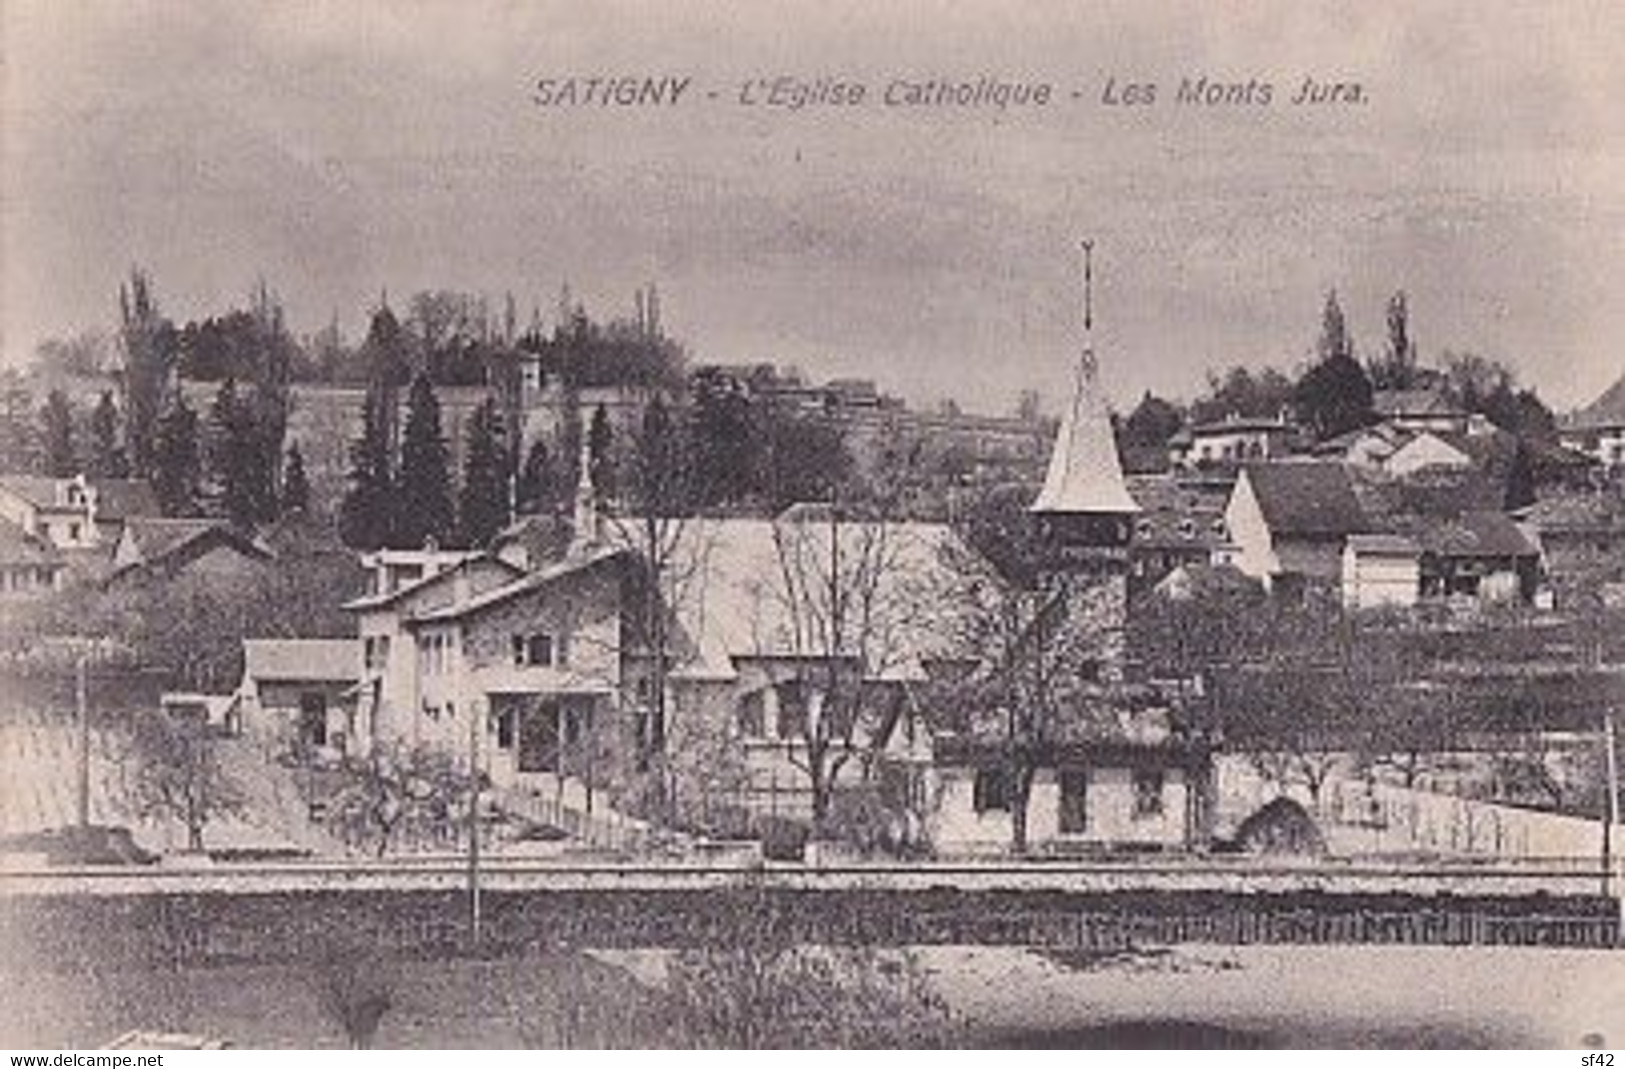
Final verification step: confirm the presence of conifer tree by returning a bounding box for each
[210,377,271,527]
[281,442,311,517]
[152,396,202,516]
[340,387,395,550]
[90,390,130,479]
[40,390,76,477]
[396,373,454,549]
[459,397,511,547]
[1294,290,1374,440]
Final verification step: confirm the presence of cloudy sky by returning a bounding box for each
[3,0,1622,413]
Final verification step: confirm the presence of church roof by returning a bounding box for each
[1030,350,1140,515]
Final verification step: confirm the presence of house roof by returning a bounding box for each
[1188,416,1293,436]
[342,553,524,612]
[94,479,160,521]
[114,518,274,575]
[1345,533,1421,556]
[1030,350,1140,515]
[0,474,69,509]
[1241,462,1368,538]
[1373,388,1462,418]
[405,544,629,626]
[607,515,970,682]
[0,515,63,566]
[1566,373,1625,430]
[1126,475,1233,549]
[242,638,357,683]
[1408,510,1538,559]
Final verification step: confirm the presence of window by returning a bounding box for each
[1058,768,1088,833]
[972,767,1010,814]
[555,634,570,667]
[514,633,555,667]
[1133,768,1166,818]
[68,522,81,542]
[495,708,515,750]
[739,690,767,738]
[1178,518,1196,540]
[774,681,807,740]
[364,636,390,672]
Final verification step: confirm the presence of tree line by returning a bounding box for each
[1115,290,1560,464]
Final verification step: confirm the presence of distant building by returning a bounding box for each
[1225,462,1369,597]
[0,473,162,586]
[235,639,364,756]
[1167,415,1297,471]
[0,515,65,597]
[1558,373,1625,473]
[1125,474,1237,591]
[107,518,275,585]
[1371,387,1482,436]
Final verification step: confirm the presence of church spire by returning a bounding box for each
[1031,240,1139,517]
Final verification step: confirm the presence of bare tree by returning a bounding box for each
[326,744,473,857]
[124,708,247,853]
[760,498,931,836]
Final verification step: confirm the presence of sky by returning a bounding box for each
[3,0,1622,415]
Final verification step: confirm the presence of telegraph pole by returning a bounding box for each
[467,702,483,951]
[1604,707,1620,940]
[75,652,90,827]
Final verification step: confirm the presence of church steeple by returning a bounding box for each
[1031,241,1139,561]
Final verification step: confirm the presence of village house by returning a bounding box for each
[1225,461,1370,598]
[1125,474,1237,592]
[1370,387,1486,437]
[1557,373,1625,475]
[0,515,64,597]
[1167,414,1297,472]
[235,638,361,755]
[0,473,163,587]
[0,473,104,552]
[106,518,275,586]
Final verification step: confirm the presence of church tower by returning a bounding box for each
[1030,241,1139,687]
[1031,240,1139,567]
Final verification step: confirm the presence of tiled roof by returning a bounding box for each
[1373,388,1461,418]
[243,638,358,683]
[1126,475,1233,548]
[0,475,65,509]
[1567,373,1625,429]
[94,479,160,521]
[117,518,274,573]
[1242,462,1368,538]
[0,515,62,565]
[1407,511,1537,559]
[1345,533,1421,555]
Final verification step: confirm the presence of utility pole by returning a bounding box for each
[1604,707,1620,938]
[76,652,90,827]
[467,702,482,951]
